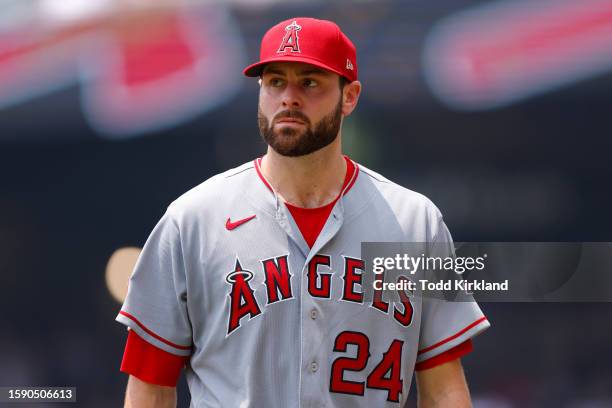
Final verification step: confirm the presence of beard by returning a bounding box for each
[258,98,343,157]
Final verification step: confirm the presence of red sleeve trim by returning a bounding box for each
[119,311,191,350]
[415,339,473,371]
[418,316,487,355]
[121,330,188,387]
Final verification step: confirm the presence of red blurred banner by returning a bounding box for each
[0,2,244,138]
[423,0,612,110]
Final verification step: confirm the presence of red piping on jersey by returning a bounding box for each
[342,157,359,195]
[417,316,488,355]
[415,339,473,371]
[119,311,192,351]
[254,158,274,193]
[254,156,359,197]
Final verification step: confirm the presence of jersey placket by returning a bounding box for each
[273,194,346,407]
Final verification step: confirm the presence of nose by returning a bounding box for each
[281,83,303,109]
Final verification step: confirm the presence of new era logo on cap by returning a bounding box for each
[243,17,358,83]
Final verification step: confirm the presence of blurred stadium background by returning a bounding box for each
[1,0,611,406]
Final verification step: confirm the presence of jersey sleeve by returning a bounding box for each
[416,220,490,364]
[414,339,473,371]
[116,207,193,357]
[121,329,189,386]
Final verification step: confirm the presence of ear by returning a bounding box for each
[341,80,362,117]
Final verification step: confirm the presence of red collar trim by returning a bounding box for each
[253,156,360,198]
[341,156,359,197]
[254,158,274,193]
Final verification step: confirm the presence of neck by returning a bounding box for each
[260,137,347,208]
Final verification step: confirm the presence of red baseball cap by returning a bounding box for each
[243,17,358,82]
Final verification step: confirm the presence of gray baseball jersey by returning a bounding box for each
[116,158,490,407]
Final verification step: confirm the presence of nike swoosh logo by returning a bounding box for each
[226,215,256,231]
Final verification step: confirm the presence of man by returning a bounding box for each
[117,17,490,407]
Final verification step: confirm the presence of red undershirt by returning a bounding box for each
[120,156,473,386]
[284,156,355,248]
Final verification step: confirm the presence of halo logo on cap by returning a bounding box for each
[277,20,302,53]
[244,17,358,83]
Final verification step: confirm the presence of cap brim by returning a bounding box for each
[243,56,351,81]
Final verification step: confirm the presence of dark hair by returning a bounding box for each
[339,76,349,90]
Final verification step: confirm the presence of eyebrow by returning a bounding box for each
[262,67,328,77]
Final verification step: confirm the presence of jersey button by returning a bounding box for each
[310,362,318,372]
[310,309,317,320]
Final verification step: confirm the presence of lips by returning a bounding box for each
[273,111,309,126]
[276,118,305,125]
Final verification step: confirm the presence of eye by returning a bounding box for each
[269,78,285,87]
[303,78,318,88]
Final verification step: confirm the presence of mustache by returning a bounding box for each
[273,110,310,125]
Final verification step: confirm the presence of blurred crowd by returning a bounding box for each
[1,0,611,406]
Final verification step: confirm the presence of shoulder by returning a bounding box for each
[358,164,444,220]
[165,160,258,221]
[353,163,447,241]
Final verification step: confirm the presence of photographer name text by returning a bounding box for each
[373,279,509,292]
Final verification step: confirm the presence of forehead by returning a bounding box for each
[262,62,337,78]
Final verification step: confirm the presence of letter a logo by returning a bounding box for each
[278,20,302,53]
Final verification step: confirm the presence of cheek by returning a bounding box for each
[313,96,341,119]
[258,95,274,119]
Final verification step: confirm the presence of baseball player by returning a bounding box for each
[117,17,490,408]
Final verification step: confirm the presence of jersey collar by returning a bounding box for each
[253,155,359,203]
